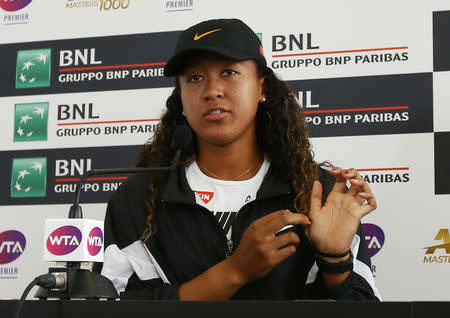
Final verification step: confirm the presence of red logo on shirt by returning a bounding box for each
[193,191,214,204]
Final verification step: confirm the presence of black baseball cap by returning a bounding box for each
[164,18,266,76]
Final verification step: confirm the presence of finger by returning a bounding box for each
[360,191,377,216]
[329,167,349,192]
[263,210,310,234]
[272,245,297,265]
[263,210,310,233]
[271,231,300,250]
[348,180,362,197]
[360,198,377,216]
[355,174,377,215]
[354,173,374,201]
[358,192,373,199]
[310,180,322,214]
[347,170,364,196]
[357,174,373,196]
[342,168,358,179]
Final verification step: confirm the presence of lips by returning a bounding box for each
[203,107,229,121]
[208,109,224,115]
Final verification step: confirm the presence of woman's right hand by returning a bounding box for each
[226,210,311,284]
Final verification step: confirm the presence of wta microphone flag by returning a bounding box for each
[43,219,104,262]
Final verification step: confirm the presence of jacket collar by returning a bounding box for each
[159,164,293,205]
[160,166,196,205]
[256,165,293,199]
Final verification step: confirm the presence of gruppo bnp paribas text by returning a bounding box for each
[57,49,163,83]
[56,103,158,137]
[270,33,408,69]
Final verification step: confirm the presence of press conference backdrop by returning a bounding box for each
[1,0,449,301]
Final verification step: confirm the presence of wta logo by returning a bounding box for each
[362,223,385,257]
[87,227,103,256]
[46,226,82,255]
[0,230,26,265]
[0,0,32,11]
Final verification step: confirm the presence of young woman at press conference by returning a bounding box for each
[100,18,381,301]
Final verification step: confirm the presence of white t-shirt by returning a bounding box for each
[185,158,270,240]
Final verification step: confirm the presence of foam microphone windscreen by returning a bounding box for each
[171,125,193,151]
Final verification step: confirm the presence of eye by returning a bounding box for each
[222,69,237,76]
[187,74,203,82]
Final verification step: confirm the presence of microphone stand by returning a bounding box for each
[34,150,181,300]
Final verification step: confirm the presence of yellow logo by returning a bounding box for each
[194,29,221,41]
[424,229,450,254]
[423,229,450,264]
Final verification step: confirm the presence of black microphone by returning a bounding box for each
[171,124,193,150]
[69,124,192,218]
[32,125,192,301]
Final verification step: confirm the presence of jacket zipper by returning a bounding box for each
[223,193,291,258]
[192,204,236,258]
[226,239,234,257]
[224,198,270,258]
[188,190,291,259]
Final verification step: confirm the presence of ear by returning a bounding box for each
[259,75,266,102]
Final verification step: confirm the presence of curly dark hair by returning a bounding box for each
[136,61,320,240]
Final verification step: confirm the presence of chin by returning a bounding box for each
[206,137,234,147]
[198,132,236,147]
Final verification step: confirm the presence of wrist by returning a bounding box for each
[316,253,351,263]
[222,257,248,288]
[314,248,351,260]
[315,250,354,274]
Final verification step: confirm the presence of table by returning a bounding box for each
[1,300,450,318]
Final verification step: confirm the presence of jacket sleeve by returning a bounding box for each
[304,224,381,300]
[99,175,180,300]
[303,168,381,301]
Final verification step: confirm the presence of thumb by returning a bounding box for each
[310,180,323,214]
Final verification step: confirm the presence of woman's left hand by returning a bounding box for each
[307,168,377,256]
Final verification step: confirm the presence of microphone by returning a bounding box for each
[171,123,194,157]
[69,124,193,219]
[33,125,192,300]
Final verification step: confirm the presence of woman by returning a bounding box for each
[101,18,380,300]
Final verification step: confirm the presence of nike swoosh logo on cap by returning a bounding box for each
[194,28,221,40]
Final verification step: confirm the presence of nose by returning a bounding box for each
[203,77,223,101]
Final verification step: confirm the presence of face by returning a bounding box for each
[179,54,265,148]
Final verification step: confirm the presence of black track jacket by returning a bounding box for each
[101,165,380,300]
